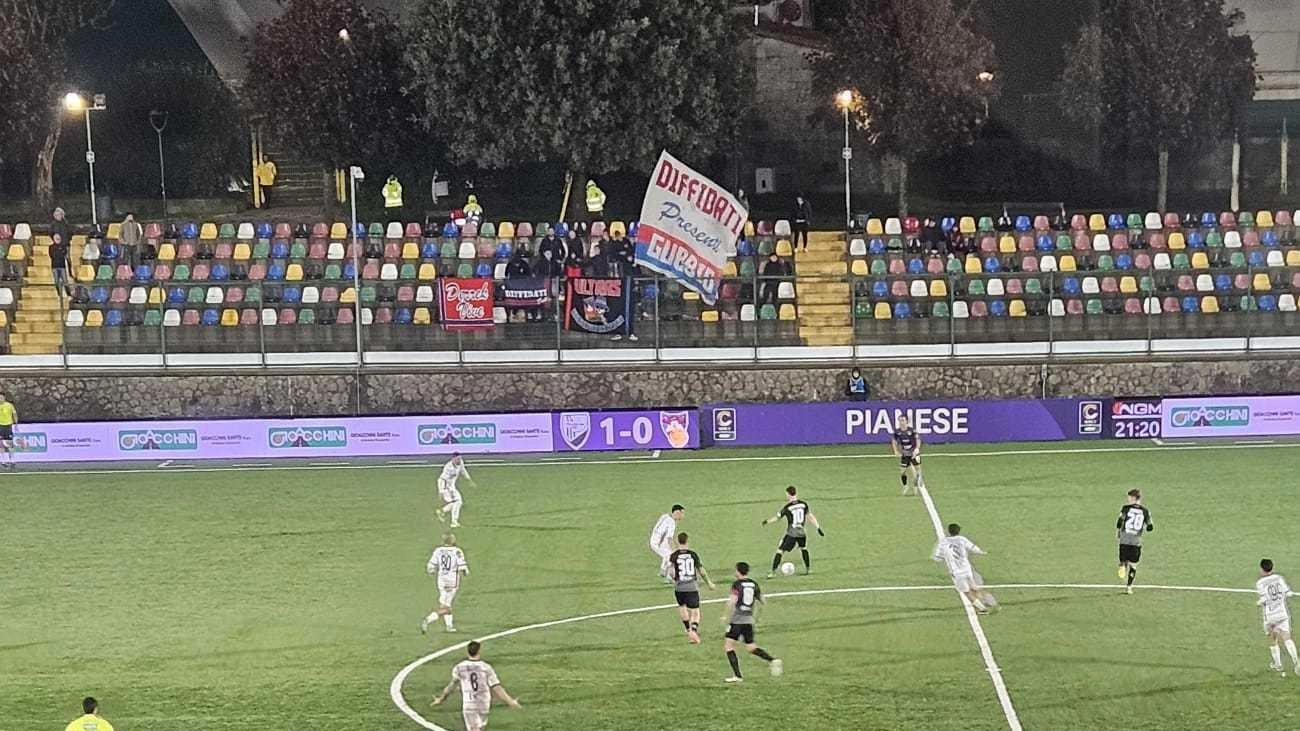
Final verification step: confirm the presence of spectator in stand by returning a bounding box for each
[563,250,585,280]
[920,217,944,253]
[792,194,812,252]
[736,188,750,214]
[538,230,564,262]
[51,207,71,248]
[49,232,70,298]
[845,368,869,401]
[505,248,531,278]
[255,157,277,208]
[610,230,636,278]
[119,213,144,267]
[585,179,606,222]
[996,211,1013,232]
[565,229,585,262]
[759,251,787,306]
[535,246,563,279]
[463,194,483,224]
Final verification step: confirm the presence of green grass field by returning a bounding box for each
[5,441,1300,730]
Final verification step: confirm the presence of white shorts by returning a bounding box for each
[1265,617,1292,635]
[438,583,459,607]
[462,708,489,730]
[439,480,462,504]
[651,543,670,559]
[952,571,978,594]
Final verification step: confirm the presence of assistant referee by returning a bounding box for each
[66,697,114,731]
[0,391,16,468]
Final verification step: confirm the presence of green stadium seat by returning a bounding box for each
[245,286,262,304]
[440,241,458,259]
[218,223,237,239]
[368,223,384,238]
[1239,211,1255,227]
[1172,253,1190,270]
[757,239,774,256]
[854,301,872,319]
[187,286,205,304]
[173,264,191,281]
[1096,254,1114,271]
[1085,299,1104,315]
[1055,234,1072,251]
[967,280,986,296]
[298,308,316,325]
[1206,232,1223,248]
[325,263,342,280]
[143,309,162,327]
[252,241,270,259]
[289,241,308,259]
[945,257,962,274]
[931,301,950,318]
[1229,252,1246,267]
[96,264,113,281]
[456,262,473,278]
[977,216,995,232]
[399,263,416,280]
[759,303,777,320]
[1126,213,1143,230]
[360,285,377,304]
[1139,275,1155,294]
[739,259,756,277]
[1024,278,1043,295]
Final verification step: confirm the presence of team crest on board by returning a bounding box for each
[559,412,591,450]
[659,411,691,449]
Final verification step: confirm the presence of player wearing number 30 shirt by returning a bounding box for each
[432,641,520,731]
[667,532,716,645]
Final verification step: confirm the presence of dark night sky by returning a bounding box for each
[69,0,210,82]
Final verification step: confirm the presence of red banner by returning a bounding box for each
[438,278,495,330]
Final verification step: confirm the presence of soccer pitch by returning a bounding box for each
[5,441,1299,730]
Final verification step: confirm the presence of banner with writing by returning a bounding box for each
[634,150,747,305]
[438,278,494,329]
[502,277,551,308]
[564,277,629,335]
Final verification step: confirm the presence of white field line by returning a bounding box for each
[7,439,1300,478]
[918,484,1022,731]
[389,581,1252,730]
[157,460,172,468]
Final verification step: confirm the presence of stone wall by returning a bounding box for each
[6,358,1299,422]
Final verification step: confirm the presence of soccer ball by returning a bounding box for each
[780,562,796,576]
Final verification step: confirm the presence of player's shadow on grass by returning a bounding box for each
[472,522,586,533]
[772,605,954,635]
[240,526,380,539]
[1026,672,1256,708]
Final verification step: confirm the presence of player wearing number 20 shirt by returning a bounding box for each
[1116,489,1153,594]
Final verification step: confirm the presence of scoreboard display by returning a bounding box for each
[1108,398,1163,439]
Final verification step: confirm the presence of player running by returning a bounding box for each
[1256,558,1300,676]
[421,534,468,634]
[668,532,716,644]
[0,392,18,469]
[892,415,923,495]
[649,504,685,582]
[933,523,996,614]
[436,453,475,528]
[722,562,781,683]
[763,486,824,578]
[1116,489,1153,594]
[432,640,521,731]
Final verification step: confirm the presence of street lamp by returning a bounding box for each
[835,89,854,230]
[349,165,365,363]
[149,110,169,222]
[64,92,107,227]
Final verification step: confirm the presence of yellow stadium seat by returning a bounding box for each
[148,287,164,305]
[683,290,700,301]
[1287,250,1300,267]
[498,222,516,239]
[610,221,627,238]
[929,279,948,298]
[1009,299,1027,317]
[330,222,348,239]
[85,309,104,326]
[701,309,720,323]
[1257,210,1274,228]
[873,302,891,319]
[0,311,7,327]
[775,239,793,257]
[340,287,357,304]
[286,263,304,281]
[77,264,95,281]
[964,256,982,274]
[221,309,239,326]
[998,235,1015,254]
[158,243,176,261]
[1201,296,1220,313]
[851,259,869,276]
[233,243,252,261]
[418,263,436,280]
[1059,255,1077,272]
[723,260,737,277]
[778,304,797,320]
[958,216,976,234]
[1190,252,1210,269]
[106,222,122,240]
[1253,273,1271,291]
[1088,213,1106,231]
[1119,276,1138,294]
[413,307,432,325]
[7,245,26,261]
[866,219,884,236]
[199,222,218,240]
[401,242,419,259]
[1168,232,1185,250]
[743,221,755,238]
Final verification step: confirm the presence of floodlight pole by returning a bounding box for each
[350,166,364,366]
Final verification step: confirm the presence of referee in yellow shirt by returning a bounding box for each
[0,391,16,468]
[66,697,114,731]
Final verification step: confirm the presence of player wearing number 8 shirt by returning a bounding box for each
[763,486,824,577]
[722,562,781,683]
[433,641,521,731]
[668,532,716,644]
[1116,489,1153,594]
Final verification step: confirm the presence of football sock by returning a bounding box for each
[443,613,454,629]
[971,598,987,611]
[423,611,440,625]
[682,620,691,631]
[901,474,908,487]
[689,621,699,633]
[450,502,462,523]
[753,648,774,662]
[1126,567,1136,587]
[726,650,742,677]
[1285,640,1299,664]
[771,553,782,572]
[800,550,811,571]
[1271,644,1283,667]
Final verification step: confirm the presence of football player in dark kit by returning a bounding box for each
[667,532,716,644]
[1116,488,1154,594]
[892,415,924,495]
[763,486,824,578]
[722,562,782,683]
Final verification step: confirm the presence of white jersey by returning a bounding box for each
[439,459,470,487]
[933,535,984,576]
[650,513,676,550]
[428,545,468,586]
[1257,574,1292,623]
[451,659,500,712]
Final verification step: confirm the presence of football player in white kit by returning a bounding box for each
[433,640,521,731]
[649,504,685,582]
[436,453,475,528]
[933,523,996,613]
[1256,558,1300,675]
[421,534,468,634]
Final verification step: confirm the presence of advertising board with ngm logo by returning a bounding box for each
[1161,395,1300,438]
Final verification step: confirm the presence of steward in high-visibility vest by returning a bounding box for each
[585,179,606,218]
[382,176,404,208]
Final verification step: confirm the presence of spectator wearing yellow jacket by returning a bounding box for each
[585,179,606,221]
[463,194,483,223]
[382,175,404,220]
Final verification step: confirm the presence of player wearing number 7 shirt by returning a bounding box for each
[433,641,521,731]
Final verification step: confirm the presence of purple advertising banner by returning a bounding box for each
[552,410,698,451]
[8,413,555,463]
[704,399,1105,446]
[1161,395,1300,438]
